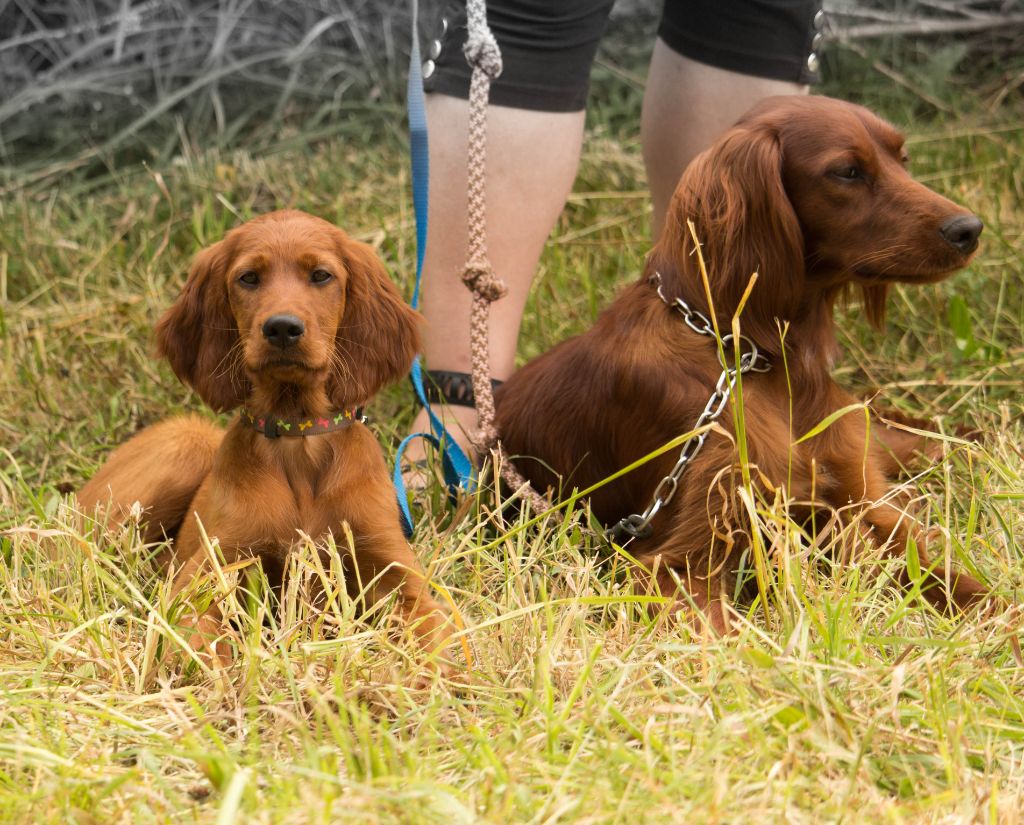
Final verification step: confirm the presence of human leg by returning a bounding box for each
[406,0,612,460]
[641,46,809,239]
[407,97,585,453]
[642,0,823,237]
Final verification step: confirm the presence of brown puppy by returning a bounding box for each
[495,96,988,631]
[80,210,450,666]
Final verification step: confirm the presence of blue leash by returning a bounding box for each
[394,0,476,537]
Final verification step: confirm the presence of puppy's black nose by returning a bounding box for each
[940,215,983,255]
[262,314,305,349]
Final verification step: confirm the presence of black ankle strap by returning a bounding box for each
[421,369,503,408]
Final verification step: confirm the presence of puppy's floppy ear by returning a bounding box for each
[662,124,805,356]
[329,234,421,408]
[155,238,249,411]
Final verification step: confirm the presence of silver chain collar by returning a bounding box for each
[607,271,772,542]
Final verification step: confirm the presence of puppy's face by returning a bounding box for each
[225,216,348,389]
[156,210,421,412]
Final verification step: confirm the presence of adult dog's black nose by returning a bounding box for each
[940,215,983,255]
[262,314,305,349]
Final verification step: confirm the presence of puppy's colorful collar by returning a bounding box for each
[240,407,365,439]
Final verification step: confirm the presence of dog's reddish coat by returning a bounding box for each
[80,211,449,662]
[495,96,988,629]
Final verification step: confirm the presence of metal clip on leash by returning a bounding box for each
[608,271,771,542]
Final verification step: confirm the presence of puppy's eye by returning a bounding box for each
[238,271,259,287]
[310,269,333,284]
[833,165,862,181]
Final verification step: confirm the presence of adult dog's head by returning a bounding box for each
[155,210,420,413]
[651,95,983,354]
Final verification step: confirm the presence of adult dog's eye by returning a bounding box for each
[238,271,259,287]
[833,165,862,181]
[310,269,333,284]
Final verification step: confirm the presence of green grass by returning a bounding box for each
[2,39,1024,823]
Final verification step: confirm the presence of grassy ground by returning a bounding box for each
[2,36,1024,824]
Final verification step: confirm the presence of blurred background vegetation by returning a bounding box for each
[1,1,1022,182]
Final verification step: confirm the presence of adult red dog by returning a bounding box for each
[495,96,988,631]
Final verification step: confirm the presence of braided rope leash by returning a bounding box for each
[460,0,551,514]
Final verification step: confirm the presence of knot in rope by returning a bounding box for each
[463,30,503,80]
[462,261,508,302]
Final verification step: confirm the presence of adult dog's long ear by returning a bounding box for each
[658,124,805,356]
[155,238,249,411]
[328,234,421,408]
[859,283,890,329]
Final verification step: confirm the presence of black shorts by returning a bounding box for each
[422,0,825,112]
